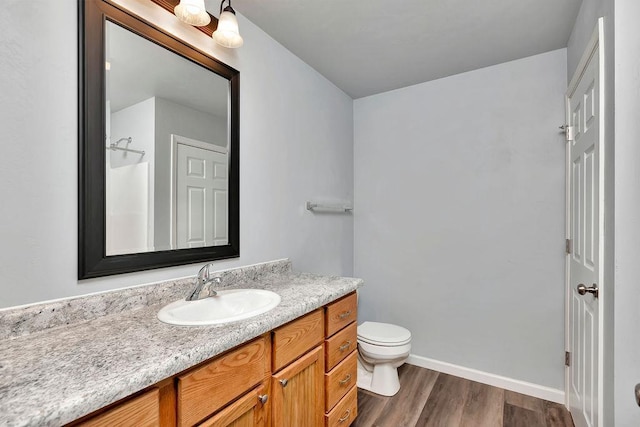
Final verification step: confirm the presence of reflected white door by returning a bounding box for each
[173,135,228,249]
[567,24,603,427]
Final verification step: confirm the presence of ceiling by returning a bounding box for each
[226,0,583,99]
[106,20,228,116]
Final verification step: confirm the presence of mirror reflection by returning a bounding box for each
[105,21,230,256]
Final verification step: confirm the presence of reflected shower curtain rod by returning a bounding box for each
[105,137,145,155]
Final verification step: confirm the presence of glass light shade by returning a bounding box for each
[174,0,211,26]
[212,10,244,48]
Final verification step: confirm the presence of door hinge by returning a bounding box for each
[565,126,576,141]
[560,125,575,141]
[566,239,571,255]
[565,351,571,367]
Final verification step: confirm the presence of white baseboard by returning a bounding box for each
[406,354,565,404]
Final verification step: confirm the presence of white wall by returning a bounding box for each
[614,0,640,424]
[0,0,353,308]
[110,97,156,251]
[354,49,567,390]
[108,97,156,254]
[110,97,156,168]
[566,0,615,423]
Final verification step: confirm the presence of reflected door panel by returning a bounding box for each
[174,137,228,249]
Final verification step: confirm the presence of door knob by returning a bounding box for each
[258,394,268,405]
[577,283,599,298]
[635,384,640,406]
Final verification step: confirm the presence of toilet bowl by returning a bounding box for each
[357,321,411,396]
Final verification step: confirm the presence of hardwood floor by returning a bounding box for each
[353,364,574,427]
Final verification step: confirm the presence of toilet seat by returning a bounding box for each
[358,321,412,346]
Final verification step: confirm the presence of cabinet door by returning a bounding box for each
[198,383,269,427]
[271,346,324,427]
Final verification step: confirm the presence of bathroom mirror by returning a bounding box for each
[79,0,240,279]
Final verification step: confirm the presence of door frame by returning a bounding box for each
[169,134,229,248]
[564,17,605,425]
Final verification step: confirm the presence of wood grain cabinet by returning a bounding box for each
[271,346,324,427]
[75,388,160,427]
[177,336,270,427]
[67,293,358,427]
[271,309,324,426]
[324,293,358,426]
[198,383,269,427]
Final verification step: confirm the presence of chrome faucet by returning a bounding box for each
[186,264,222,301]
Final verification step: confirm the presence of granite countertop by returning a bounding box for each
[0,260,362,427]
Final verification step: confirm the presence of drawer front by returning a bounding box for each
[272,309,324,372]
[78,388,159,427]
[178,336,269,427]
[197,384,268,427]
[324,322,356,371]
[325,386,357,427]
[325,293,357,338]
[325,351,357,412]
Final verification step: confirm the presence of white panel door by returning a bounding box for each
[174,138,228,249]
[567,41,602,427]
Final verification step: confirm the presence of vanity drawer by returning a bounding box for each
[325,351,357,412]
[77,388,159,427]
[272,309,324,372]
[325,293,357,338]
[197,383,268,427]
[325,386,357,427]
[325,322,357,371]
[177,336,269,427]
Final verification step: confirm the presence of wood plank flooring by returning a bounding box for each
[353,364,574,427]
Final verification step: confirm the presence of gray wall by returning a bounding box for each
[354,49,567,390]
[566,0,615,423]
[0,0,353,308]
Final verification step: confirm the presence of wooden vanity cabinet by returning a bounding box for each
[68,294,358,427]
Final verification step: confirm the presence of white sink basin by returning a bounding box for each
[157,289,281,326]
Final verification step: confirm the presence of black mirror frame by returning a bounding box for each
[78,0,240,279]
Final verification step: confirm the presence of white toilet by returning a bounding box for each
[356,321,412,396]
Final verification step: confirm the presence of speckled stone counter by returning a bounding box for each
[0,260,362,427]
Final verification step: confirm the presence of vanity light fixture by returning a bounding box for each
[212,0,244,48]
[174,0,211,26]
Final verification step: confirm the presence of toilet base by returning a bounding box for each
[357,357,401,397]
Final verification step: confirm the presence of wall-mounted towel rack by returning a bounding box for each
[306,201,353,213]
[106,137,145,155]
